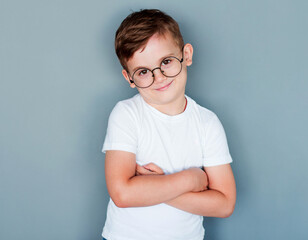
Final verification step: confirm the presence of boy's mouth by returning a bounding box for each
[155,80,174,91]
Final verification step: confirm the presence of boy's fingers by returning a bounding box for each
[144,163,164,175]
[136,163,164,175]
[136,164,153,175]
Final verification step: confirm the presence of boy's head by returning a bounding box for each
[114,9,193,112]
[115,9,184,70]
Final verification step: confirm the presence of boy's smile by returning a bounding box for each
[155,80,174,91]
[122,32,193,116]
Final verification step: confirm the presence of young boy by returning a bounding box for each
[102,9,236,240]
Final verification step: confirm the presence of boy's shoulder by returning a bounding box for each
[112,94,142,112]
[187,96,217,123]
[109,94,142,120]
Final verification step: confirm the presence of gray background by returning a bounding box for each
[1,0,307,239]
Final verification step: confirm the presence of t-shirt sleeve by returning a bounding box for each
[202,113,233,167]
[102,102,138,154]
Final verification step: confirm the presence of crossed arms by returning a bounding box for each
[105,150,236,217]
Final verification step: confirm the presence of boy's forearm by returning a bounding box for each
[165,190,235,218]
[116,170,193,208]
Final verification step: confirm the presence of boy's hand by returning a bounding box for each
[136,163,164,176]
[186,168,209,192]
[136,164,208,191]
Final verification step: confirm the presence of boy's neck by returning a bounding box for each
[144,94,187,116]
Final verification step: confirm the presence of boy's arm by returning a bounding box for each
[165,164,236,217]
[105,150,208,208]
[138,163,236,217]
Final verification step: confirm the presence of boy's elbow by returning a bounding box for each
[112,196,125,208]
[112,191,130,208]
[220,198,236,218]
[109,186,131,208]
[114,200,128,208]
[220,204,235,218]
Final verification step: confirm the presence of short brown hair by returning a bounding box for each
[115,9,184,69]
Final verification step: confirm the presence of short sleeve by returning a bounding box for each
[102,102,138,154]
[202,114,233,167]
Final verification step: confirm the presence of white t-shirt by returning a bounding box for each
[102,94,232,240]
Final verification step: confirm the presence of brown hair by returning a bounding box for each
[115,9,184,70]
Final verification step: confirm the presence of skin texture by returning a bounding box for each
[105,151,208,208]
[121,32,193,116]
[105,32,236,217]
[136,163,236,217]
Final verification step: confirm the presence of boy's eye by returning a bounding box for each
[137,69,149,76]
[162,58,172,65]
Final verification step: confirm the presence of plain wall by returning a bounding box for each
[1,0,307,239]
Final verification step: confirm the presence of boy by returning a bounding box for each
[102,9,236,240]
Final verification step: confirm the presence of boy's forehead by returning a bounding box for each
[126,33,180,71]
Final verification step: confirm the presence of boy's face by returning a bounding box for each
[122,32,193,111]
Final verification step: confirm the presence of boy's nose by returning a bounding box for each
[152,68,167,83]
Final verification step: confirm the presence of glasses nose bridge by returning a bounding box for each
[150,67,163,77]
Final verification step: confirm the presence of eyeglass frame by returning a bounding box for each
[126,48,184,89]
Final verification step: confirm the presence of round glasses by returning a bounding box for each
[129,56,184,88]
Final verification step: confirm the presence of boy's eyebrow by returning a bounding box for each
[131,52,177,73]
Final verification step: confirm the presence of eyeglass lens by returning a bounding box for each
[132,56,182,88]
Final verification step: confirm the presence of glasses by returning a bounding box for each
[128,54,184,88]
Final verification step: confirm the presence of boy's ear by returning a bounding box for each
[183,43,193,66]
[122,69,136,88]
